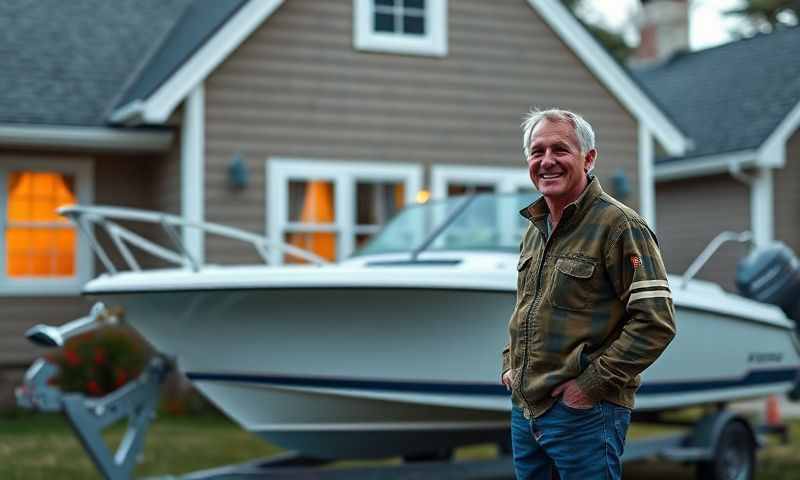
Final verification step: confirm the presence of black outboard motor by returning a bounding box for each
[736,242,800,323]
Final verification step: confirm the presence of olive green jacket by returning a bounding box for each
[501,177,676,418]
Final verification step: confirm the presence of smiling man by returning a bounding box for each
[500,109,676,479]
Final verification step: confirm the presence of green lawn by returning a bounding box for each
[1,411,800,479]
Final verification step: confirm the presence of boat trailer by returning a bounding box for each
[15,302,791,480]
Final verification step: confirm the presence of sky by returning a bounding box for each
[583,0,745,51]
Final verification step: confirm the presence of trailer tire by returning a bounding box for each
[696,420,755,480]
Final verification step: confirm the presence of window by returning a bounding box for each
[0,160,93,295]
[268,159,422,264]
[431,165,535,199]
[354,0,447,57]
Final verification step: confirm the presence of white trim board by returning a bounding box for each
[0,157,94,296]
[111,0,284,124]
[430,165,531,199]
[527,0,691,156]
[654,150,759,182]
[0,124,173,152]
[759,99,800,169]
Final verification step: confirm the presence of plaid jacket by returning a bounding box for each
[501,176,675,418]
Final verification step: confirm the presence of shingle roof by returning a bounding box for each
[0,0,191,127]
[115,0,248,110]
[632,26,800,162]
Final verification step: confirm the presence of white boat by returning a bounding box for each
[57,194,800,459]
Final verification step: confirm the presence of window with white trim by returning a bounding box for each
[431,165,535,199]
[0,159,93,295]
[268,159,422,264]
[354,0,447,57]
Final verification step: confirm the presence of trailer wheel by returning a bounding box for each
[696,420,755,480]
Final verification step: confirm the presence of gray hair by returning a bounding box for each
[521,108,596,159]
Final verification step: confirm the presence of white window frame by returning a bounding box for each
[431,165,533,199]
[353,0,447,57]
[267,158,422,264]
[0,158,94,296]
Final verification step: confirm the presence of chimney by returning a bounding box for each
[632,0,690,65]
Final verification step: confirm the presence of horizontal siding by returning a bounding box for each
[775,128,800,254]
[203,0,640,263]
[656,174,750,292]
[0,296,91,366]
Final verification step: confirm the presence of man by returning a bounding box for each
[500,108,676,479]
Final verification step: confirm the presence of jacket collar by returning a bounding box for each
[520,175,604,230]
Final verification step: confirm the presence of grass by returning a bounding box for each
[2,411,800,479]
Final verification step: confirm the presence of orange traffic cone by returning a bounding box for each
[766,394,782,427]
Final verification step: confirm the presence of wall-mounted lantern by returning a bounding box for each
[228,152,249,189]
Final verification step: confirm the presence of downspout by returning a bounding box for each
[728,161,773,248]
[181,84,205,266]
[638,123,656,230]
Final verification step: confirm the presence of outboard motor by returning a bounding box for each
[736,242,800,323]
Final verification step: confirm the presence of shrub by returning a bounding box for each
[48,328,148,397]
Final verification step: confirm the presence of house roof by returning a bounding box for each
[0,0,192,127]
[632,26,800,163]
[114,0,248,110]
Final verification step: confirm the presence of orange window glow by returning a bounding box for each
[286,181,336,263]
[6,172,77,277]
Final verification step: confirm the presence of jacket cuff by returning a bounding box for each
[574,363,609,402]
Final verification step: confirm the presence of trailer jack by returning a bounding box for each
[16,356,169,480]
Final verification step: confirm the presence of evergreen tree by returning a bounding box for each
[560,0,634,62]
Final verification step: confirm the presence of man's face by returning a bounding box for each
[526,119,596,204]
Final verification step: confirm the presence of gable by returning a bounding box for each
[110,0,689,156]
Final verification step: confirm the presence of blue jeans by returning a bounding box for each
[510,400,631,480]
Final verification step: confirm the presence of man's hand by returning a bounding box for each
[551,379,593,409]
[501,370,513,391]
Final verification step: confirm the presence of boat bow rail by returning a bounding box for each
[58,205,330,274]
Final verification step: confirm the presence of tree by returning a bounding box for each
[725,0,800,36]
[560,0,634,62]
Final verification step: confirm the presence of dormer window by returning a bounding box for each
[354,0,447,57]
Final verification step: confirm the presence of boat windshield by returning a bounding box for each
[355,193,540,256]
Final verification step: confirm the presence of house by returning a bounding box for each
[631,3,800,292]
[0,0,691,406]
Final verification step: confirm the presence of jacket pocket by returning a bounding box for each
[551,257,596,311]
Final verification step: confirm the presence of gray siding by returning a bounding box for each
[775,128,800,254]
[203,0,640,263]
[656,174,750,291]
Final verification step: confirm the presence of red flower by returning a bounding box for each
[87,380,103,396]
[64,348,81,366]
[114,369,128,388]
[93,347,106,366]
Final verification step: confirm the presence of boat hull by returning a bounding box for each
[90,285,800,458]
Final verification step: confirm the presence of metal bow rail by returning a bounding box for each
[58,204,330,274]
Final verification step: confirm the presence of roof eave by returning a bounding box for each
[0,123,174,153]
[108,0,284,127]
[654,149,759,182]
[527,0,692,156]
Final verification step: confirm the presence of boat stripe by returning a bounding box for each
[186,368,798,397]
